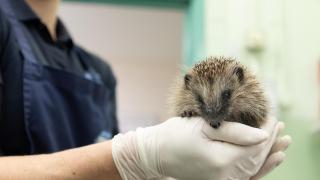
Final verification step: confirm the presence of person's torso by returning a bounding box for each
[0,0,118,155]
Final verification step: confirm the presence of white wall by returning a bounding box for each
[59,2,184,132]
[205,0,320,122]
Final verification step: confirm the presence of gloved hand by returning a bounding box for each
[251,122,291,180]
[112,116,280,180]
[155,122,291,180]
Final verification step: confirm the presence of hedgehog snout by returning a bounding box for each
[206,118,223,129]
[203,104,221,117]
[203,112,223,129]
[204,105,214,114]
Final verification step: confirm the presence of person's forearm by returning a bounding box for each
[0,141,122,180]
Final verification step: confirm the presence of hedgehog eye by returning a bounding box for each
[222,89,232,101]
[196,94,204,104]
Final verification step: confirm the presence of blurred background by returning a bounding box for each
[60,0,320,179]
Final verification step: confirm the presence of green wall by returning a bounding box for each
[183,0,205,67]
[265,114,320,180]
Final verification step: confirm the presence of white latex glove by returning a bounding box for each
[112,117,278,180]
[157,123,291,180]
[251,122,291,180]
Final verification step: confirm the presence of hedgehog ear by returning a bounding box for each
[184,74,192,89]
[233,67,244,84]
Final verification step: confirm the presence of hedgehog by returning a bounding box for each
[169,57,269,129]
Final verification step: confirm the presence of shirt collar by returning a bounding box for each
[10,0,39,22]
[55,19,74,48]
[10,0,74,48]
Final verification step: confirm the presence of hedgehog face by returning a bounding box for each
[184,63,245,128]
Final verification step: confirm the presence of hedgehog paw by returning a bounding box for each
[181,110,198,117]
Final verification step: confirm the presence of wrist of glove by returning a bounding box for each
[112,127,163,179]
[112,117,290,180]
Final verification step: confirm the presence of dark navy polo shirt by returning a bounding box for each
[0,0,118,155]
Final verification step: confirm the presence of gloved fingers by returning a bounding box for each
[250,151,286,180]
[250,135,291,179]
[203,116,278,172]
[241,116,278,149]
[246,119,279,157]
[259,116,278,135]
[242,120,280,175]
[270,135,292,154]
[243,121,288,176]
[276,121,285,137]
[202,121,269,146]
